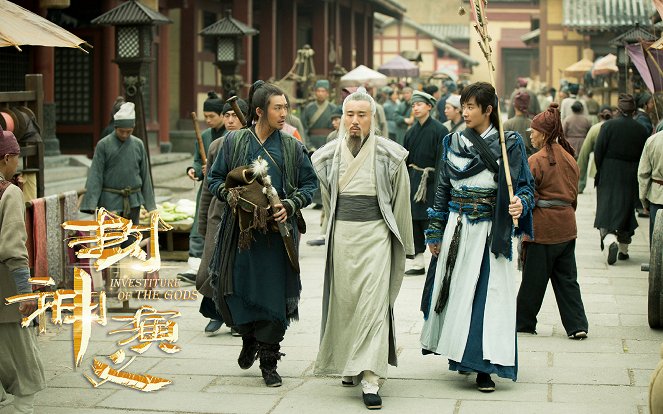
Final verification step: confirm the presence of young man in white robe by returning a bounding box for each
[312,88,414,410]
[420,82,535,392]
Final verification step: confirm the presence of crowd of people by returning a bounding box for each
[2,73,663,413]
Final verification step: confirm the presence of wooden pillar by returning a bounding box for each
[280,0,297,76]
[312,1,329,76]
[334,1,341,66]
[367,14,374,68]
[158,17,169,145]
[341,6,353,70]
[101,24,120,135]
[258,0,277,80]
[34,48,54,103]
[179,2,196,120]
[234,0,253,91]
[355,12,365,66]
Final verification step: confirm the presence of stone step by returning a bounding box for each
[43,155,91,169]
[151,152,191,166]
[43,166,88,183]
[44,177,87,197]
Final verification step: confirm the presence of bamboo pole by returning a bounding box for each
[468,0,518,227]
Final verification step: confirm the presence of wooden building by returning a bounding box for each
[0,0,405,156]
[373,16,478,78]
[527,0,656,95]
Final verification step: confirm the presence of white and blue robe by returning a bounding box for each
[420,125,534,380]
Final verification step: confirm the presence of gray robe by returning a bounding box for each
[312,135,414,368]
[80,132,156,214]
[302,100,336,150]
[0,179,46,397]
[196,137,226,297]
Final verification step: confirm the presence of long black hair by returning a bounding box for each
[460,81,500,128]
[247,80,286,126]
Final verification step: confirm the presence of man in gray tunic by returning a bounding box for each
[0,127,46,414]
[81,102,156,223]
[312,88,414,410]
[302,79,337,151]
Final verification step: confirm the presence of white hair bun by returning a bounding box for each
[357,87,368,94]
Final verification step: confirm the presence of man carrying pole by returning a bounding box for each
[419,0,535,392]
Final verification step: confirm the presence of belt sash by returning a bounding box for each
[335,194,381,222]
[102,186,141,217]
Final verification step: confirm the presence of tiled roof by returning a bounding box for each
[421,24,470,41]
[431,39,479,66]
[199,15,258,36]
[91,0,171,26]
[376,16,450,43]
[369,0,406,19]
[375,16,476,65]
[563,0,655,31]
[608,27,656,46]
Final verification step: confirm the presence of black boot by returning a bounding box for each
[476,372,495,392]
[237,335,259,370]
[258,342,284,387]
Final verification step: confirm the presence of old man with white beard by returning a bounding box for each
[312,88,414,410]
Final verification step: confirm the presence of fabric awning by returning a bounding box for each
[340,65,389,87]
[378,55,420,77]
[562,58,594,78]
[591,54,618,77]
[0,0,89,52]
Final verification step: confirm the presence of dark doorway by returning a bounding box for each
[501,48,538,99]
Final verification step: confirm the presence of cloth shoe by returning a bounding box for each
[204,319,223,336]
[602,234,618,265]
[476,373,495,392]
[568,330,588,340]
[306,236,326,246]
[361,375,382,410]
[177,272,196,284]
[230,327,242,337]
[362,392,382,410]
[342,376,358,387]
[405,253,425,275]
[237,335,259,370]
[258,342,284,387]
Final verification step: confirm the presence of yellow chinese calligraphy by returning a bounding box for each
[62,208,173,272]
[84,349,172,392]
[6,267,107,366]
[109,305,181,354]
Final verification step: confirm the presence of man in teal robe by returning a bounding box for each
[81,102,156,224]
[302,79,337,151]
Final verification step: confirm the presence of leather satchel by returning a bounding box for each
[225,165,276,249]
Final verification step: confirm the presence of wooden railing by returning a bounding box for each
[0,74,45,198]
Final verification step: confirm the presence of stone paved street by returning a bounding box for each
[1,177,661,414]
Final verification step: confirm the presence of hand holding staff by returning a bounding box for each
[191,112,207,166]
[467,0,518,227]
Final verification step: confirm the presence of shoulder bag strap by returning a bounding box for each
[461,128,500,174]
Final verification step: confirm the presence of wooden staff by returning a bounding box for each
[467,0,518,227]
[190,112,207,166]
[226,96,248,127]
